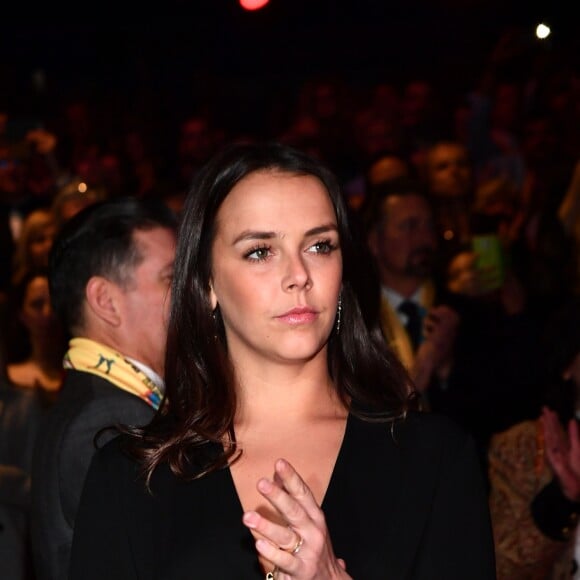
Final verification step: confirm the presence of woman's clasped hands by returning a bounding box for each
[242,459,351,580]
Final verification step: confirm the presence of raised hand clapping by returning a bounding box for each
[243,459,350,580]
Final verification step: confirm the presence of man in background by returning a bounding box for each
[363,176,459,396]
[31,196,177,580]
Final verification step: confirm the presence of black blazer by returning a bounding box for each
[69,411,496,579]
[31,369,156,580]
[0,383,42,580]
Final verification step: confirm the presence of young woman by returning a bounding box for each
[6,269,65,403]
[69,142,496,579]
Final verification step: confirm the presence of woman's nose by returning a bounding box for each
[282,253,311,291]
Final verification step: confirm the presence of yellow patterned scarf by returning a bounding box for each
[63,337,163,410]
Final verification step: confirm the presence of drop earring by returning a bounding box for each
[335,293,342,334]
[212,307,219,340]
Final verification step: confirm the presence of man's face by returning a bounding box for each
[117,227,176,375]
[426,143,472,199]
[369,193,437,283]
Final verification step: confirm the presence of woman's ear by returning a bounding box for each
[85,276,122,327]
[209,280,218,311]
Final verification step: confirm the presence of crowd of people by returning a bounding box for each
[0,23,579,580]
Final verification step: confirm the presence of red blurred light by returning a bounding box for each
[239,0,269,10]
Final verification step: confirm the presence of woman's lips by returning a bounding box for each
[276,307,318,325]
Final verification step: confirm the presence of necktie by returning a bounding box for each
[398,300,423,351]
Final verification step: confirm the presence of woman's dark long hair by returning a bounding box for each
[126,141,412,486]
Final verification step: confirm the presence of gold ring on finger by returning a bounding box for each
[291,535,303,555]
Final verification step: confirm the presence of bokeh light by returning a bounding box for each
[240,0,269,11]
[535,22,551,40]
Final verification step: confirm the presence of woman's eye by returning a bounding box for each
[245,246,271,261]
[308,239,336,254]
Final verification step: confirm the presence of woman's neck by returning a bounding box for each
[29,337,64,374]
[235,367,344,426]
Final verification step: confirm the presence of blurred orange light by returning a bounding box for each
[240,0,269,10]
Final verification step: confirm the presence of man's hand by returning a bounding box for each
[411,305,459,392]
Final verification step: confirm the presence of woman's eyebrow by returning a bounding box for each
[305,223,338,236]
[233,230,276,244]
[233,223,337,245]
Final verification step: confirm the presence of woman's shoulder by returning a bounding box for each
[350,409,474,460]
[352,409,470,439]
[345,411,488,512]
[7,360,61,391]
[396,409,471,439]
[7,361,35,388]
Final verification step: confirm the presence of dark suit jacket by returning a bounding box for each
[31,369,156,580]
[69,411,496,579]
[381,280,544,477]
[0,383,42,580]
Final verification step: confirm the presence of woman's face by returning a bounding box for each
[28,222,56,268]
[210,170,342,366]
[20,275,58,336]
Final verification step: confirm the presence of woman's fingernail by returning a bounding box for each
[242,511,258,528]
[258,478,273,493]
[256,539,269,551]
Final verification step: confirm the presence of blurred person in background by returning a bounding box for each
[558,158,580,293]
[398,79,448,168]
[363,173,543,473]
[50,178,104,232]
[342,111,404,211]
[488,298,580,579]
[5,269,65,405]
[0,335,43,580]
[420,139,475,260]
[0,111,60,217]
[31,196,177,580]
[11,209,56,287]
[173,114,217,193]
[508,108,578,325]
[362,176,460,399]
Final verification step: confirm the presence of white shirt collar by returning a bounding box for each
[381,286,422,311]
[126,357,165,392]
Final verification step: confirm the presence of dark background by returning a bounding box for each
[3,2,573,87]
[1,1,574,133]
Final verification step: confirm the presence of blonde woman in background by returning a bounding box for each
[11,208,56,287]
